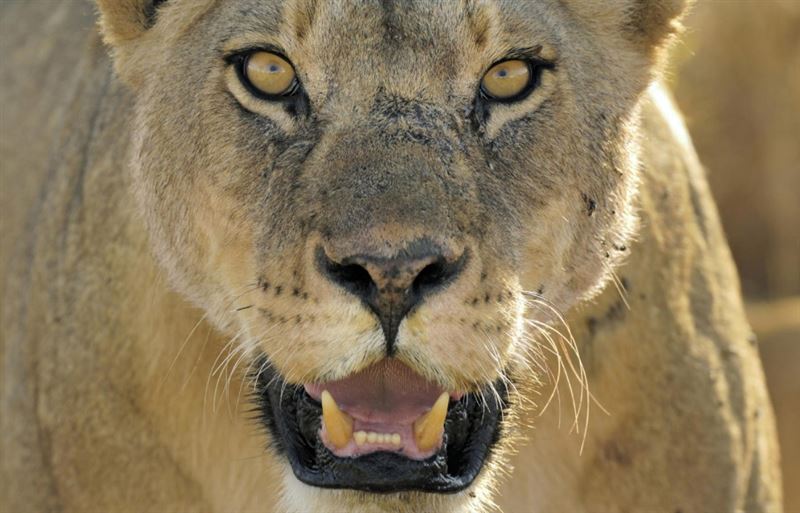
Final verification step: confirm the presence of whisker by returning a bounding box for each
[521,290,593,452]
[160,309,209,390]
[606,264,631,311]
[204,328,244,416]
[179,321,214,393]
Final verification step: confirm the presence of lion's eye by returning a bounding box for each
[480,60,532,101]
[242,51,297,97]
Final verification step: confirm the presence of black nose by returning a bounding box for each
[317,244,467,355]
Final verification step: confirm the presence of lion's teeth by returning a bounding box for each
[354,431,367,446]
[413,392,449,452]
[322,387,444,451]
[353,430,403,447]
[321,390,354,449]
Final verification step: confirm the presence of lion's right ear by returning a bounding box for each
[95,0,165,85]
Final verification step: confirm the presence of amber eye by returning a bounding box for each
[242,51,297,97]
[480,59,532,101]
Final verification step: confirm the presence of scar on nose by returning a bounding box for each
[581,192,597,216]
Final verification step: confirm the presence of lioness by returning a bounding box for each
[0,0,783,512]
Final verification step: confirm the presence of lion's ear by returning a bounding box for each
[95,0,165,85]
[623,0,692,50]
[568,0,692,57]
[95,0,164,46]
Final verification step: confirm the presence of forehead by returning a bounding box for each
[203,0,559,97]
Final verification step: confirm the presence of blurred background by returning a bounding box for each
[671,1,799,508]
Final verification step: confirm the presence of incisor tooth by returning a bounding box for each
[367,432,378,444]
[354,431,367,446]
[321,390,353,449]
[391,433,402,446]
[413,392,449,452]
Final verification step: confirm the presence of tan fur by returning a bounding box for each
[1,1,781,512]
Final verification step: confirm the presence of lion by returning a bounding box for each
[0,0,783,512]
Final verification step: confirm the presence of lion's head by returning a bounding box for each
[97,0,688,510]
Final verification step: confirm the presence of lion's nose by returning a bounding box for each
[317,243,467,355]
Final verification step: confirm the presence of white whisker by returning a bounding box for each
[521,290,593,452]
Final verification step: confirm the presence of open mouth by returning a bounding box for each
[254,358,507,493]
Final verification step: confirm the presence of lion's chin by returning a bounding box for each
[254,357,507,494]
[279,473,481,513]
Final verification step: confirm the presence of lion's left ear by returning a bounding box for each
[567,0,693,58]
[623,0,692,51]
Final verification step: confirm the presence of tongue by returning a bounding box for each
[304,359,444,424]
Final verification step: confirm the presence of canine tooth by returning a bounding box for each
[367,432,378,444]
[321,390,353,449]
[355,431,367,446]
[413,392,449,452]
[391,433,401,446]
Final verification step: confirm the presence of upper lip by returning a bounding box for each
[253,356,508,493]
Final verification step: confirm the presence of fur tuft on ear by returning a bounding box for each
[95,0,164,46]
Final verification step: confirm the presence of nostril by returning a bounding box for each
[322,259,377,299]
[412,259,450,294]
[317,243,468,307]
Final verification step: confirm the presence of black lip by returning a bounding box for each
[253,357,507,493]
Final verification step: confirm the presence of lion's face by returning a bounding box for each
[107,0,680,509]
